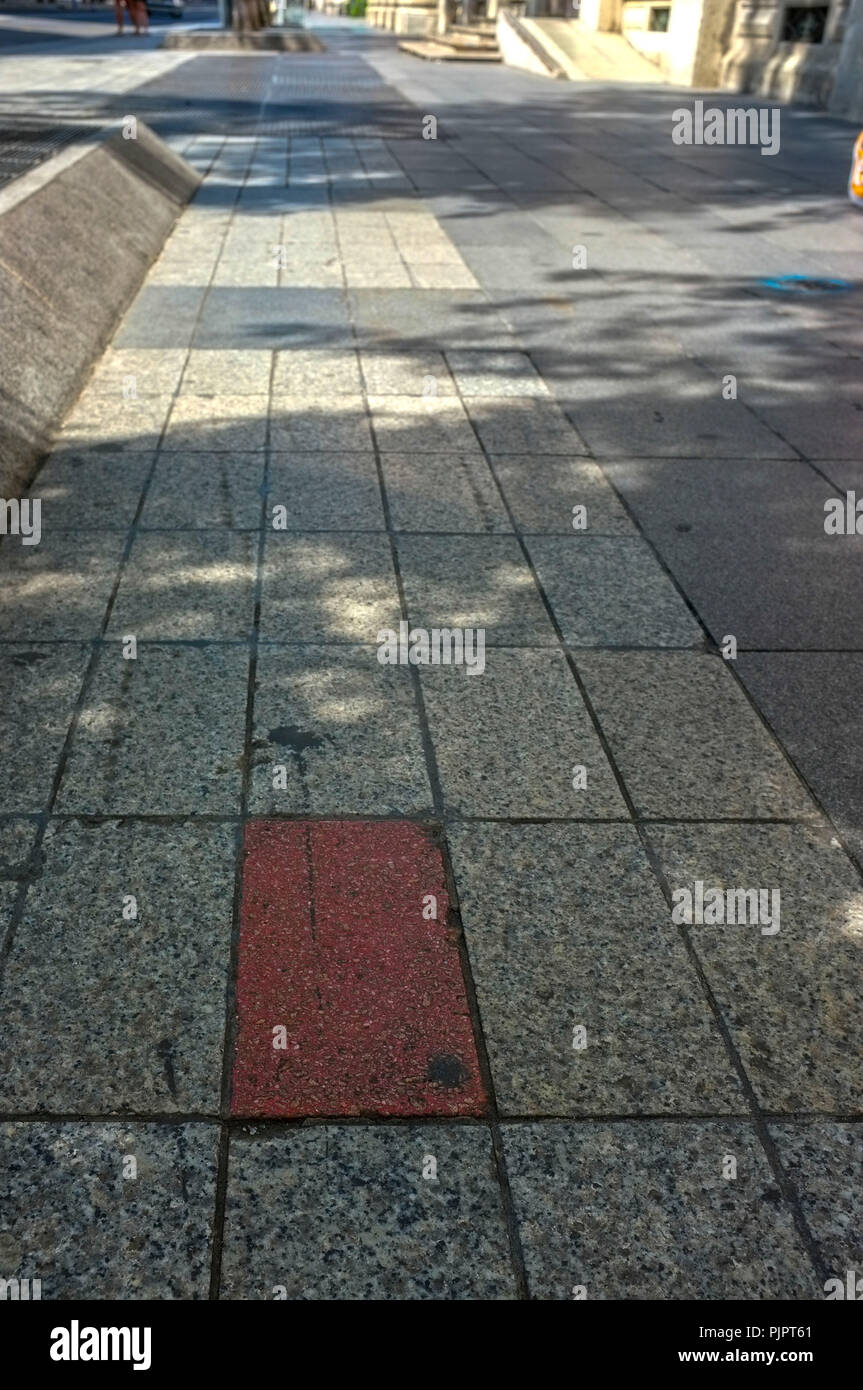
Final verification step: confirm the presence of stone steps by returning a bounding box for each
[400,38,502,61]
[519,17,665,83]
[400,24,501,61]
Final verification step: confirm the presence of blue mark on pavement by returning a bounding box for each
[759,274,854,295]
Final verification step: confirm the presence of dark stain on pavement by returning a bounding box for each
[11,650,49,667]
[268,724,326,754]
[426,1053,470,1088]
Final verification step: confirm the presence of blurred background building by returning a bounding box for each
[360,0,863,120]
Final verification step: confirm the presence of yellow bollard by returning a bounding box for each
[849,132,863,206]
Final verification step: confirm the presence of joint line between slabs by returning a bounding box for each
[2,1109,862,1126]
[189,147,269,1304]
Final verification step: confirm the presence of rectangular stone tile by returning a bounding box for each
[649,823,863,1112]
[449,823,738,1114]
[107,532,256,640]
[59,394,173,453]
[381,453,510,533]
[220,1126,515,1300]
[349,289,517,350]
[397,536,555,645]
[233,820,484,1117]
[153,227,225,259]
[334,210,393,239]
[409,264,479,290]
[270,394,373,452]
[158,225,230,257]
[604,456,863,649]
[820,459,863,495]
[0,821,235,1111]
[503,1122,818,1300]
[393,240,466,272]
[260,534,399,643]
[57,645,248,814]
[421,650,626,818]
[0,1122,217,1298]
[86,348,188,398]
[249,644,432,815]
[0,531,125,639]
[446,351,550,398]
[194,287,352,349]
[385,211,452,243]
[114,286,207,348]
[0,646,89,813]
[737,653,863,865]
[344,262,413,290]
[180,349,273,396]
[465,397,588,455]
[27,450,152,531]
[148,251,220,287]
[163,395,268,452]
[492,454,635,535]
[368,395,477,452]
[527,537,702,647]
[266,453,384,530]
[456,245,569,296]
[140,452,265,529]
[769,1123,863,1290]
[283,209,337,244]
[222,215,282,247]
[272,347,361,395]
[578,653,816,818]
[211,256,279,288]
[277,258,343,288]
[746,377,862,459]
[571,385,795,459]
[281,197,332,221]
[217,243,282,276]
[361,349,454,397]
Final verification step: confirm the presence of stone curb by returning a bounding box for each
[0,122,201,499]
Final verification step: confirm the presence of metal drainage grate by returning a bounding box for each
[0,123,94,191]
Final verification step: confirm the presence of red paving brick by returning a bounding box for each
[231,820,486,1117]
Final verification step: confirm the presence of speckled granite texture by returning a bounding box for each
[2,27,860,1301]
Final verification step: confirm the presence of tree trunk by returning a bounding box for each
[234,0,269,31]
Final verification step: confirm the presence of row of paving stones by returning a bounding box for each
[155,120,863,467]
[60,386,593,457]
[1,817,860,1115]
[29,453,629,533]
[0,646,822,817]
[152,206,479,290]
[1,532,701,644]
[1,1119,858,1299]
[111,275,853,462]
[107,313,862,464]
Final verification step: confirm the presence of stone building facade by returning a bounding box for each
[362,0,863,121]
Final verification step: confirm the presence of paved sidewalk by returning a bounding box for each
[0,18,861,1300]
[0,21,195,186]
